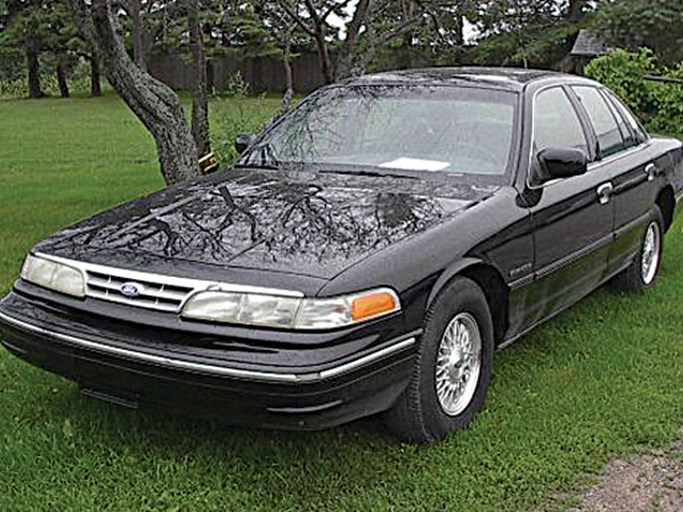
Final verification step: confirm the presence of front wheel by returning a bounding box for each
[383,277,494,443]
[611,206,664,292]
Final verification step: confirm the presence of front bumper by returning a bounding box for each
[0,290,417,430]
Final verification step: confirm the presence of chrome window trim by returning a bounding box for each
[525,82,653,190]
[586,140,653,172]
[525,83,593,190]
[0,309,416,383]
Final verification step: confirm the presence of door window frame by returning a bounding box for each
[567,86,654,173]
[568,84,634,160]
[602,88,650,145]
[525,84,597,190]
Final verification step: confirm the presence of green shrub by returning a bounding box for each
[646,63,683,138]
[584,48,656,113]
[585,48,683,139]
[210,93,277,166]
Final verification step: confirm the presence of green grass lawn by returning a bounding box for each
[1,94,683,512]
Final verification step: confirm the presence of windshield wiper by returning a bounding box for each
[319,169,419,180]
[234,162,279,171]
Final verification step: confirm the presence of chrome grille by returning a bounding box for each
[85,270,194,312]
[34,252,305,314]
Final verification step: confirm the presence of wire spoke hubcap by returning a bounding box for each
[435,312,482,416]
[641,222,661,285]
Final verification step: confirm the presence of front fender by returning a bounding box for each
[425,257,485,308]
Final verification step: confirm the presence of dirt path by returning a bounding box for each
[570,430,683,512]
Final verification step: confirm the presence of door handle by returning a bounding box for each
[645,163,658,182]
[597,182,613,205]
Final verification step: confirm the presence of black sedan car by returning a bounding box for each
[1,68,682,442]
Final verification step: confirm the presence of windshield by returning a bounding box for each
[240,85,519,178]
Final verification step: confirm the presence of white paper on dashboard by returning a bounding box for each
[379,157,450,172]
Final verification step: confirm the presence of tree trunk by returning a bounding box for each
[314,30,335,84]
[57,58,70,98]
[353,24,377,77]
[402,0,418,69]
[454,13,464,47]
[568,0,587,22]
[130,0,145,70]
[26,40,43,99]
[89,0,199,185]
[272,34,294,125]
[90,55,102,97]
[335,0,375,81]
[188,0,210,157]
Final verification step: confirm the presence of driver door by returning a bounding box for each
[522,86,614,328]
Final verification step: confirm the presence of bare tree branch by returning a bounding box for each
[278,0,317,37]
[321,0,354,23]
[303,0,323,26]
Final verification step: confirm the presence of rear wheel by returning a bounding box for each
[384,277,494,443]
[611,206,663,292]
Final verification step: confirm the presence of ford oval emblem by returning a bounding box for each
[120,282,143,298]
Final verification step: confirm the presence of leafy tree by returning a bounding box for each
[593,0,683,65]
[368,0,479,69]
[0,0,85,98]
[584,48,656,113]
[467,0,601,69]
[0,1,51,98]
[275,0,457,84]
[472,0,577,68]
[585,48,683,139]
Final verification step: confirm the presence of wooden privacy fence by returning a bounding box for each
[148,51,327,94]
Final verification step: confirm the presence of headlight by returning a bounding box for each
[181,288,400,330]
[181,291,300,328]
[21,254,85,298]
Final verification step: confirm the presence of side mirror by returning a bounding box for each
[537,147,588,181]
[235,134,256,154]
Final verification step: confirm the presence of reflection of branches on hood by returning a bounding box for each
[217,186,258,243]
[133,218,188,257]
[261,192,360,261]
[279,185,324,226]
[179,211,229,261]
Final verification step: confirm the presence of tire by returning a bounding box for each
[610,206,664,292]
[383,277,494,443]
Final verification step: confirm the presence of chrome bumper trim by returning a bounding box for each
[0,310,416,383]
[319,338,416,379]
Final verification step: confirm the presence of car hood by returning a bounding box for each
[34,167,499,282]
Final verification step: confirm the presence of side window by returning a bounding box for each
[534,87,588,154]
[572,86,626,158]
[601,90,635,148]
[604,90,648,144]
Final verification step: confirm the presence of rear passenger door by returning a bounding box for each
[569,86,661,277]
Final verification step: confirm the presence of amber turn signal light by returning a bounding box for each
[351,291,398,322]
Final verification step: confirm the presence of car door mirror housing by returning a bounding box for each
[538,147,588,182]
[235,134,257,154]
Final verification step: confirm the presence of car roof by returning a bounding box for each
[348,67,596,92]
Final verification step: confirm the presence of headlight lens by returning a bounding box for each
[181,288,400,330]
[181,291,300,328]
[21,254,85,298]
